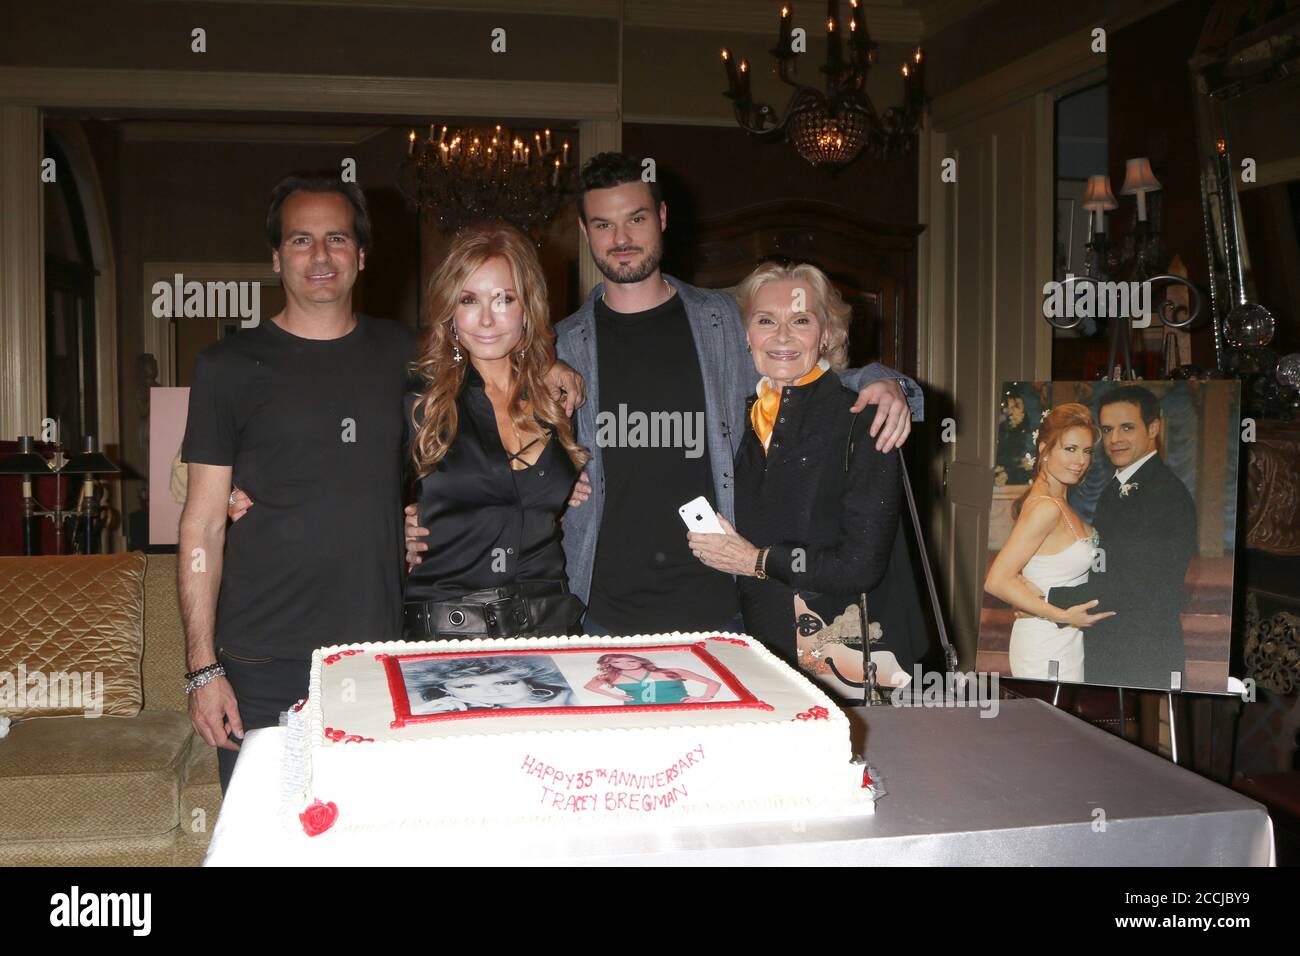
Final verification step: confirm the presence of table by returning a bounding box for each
[203,698,1275,865]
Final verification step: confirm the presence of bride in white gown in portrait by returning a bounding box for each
[984,403,1115,682]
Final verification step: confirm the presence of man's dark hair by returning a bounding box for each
[577,152,664,223]
[1099,384,1161,426]
[265,174,372,252]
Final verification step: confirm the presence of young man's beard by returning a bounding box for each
[593,242,663,285]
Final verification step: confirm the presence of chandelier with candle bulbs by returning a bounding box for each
[720,0,926,168]
[399,123,575,235]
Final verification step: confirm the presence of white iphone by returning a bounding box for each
[679,495,725,534]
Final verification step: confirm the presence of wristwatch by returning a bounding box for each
[754,547,769,580]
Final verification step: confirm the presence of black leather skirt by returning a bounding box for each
[403,580,585,640]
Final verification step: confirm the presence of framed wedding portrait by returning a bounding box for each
[977,380,1242,694]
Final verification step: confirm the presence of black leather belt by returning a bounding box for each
[403,581,578,639]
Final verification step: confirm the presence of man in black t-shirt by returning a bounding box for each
[585,288,740,632]
[180,176,412,792]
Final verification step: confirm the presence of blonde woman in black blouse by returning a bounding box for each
[402,222,591,639]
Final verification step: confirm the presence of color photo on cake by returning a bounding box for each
[383,643,764,725]
[976,380,1240,694]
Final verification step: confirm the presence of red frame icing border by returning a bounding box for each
[379,641,771,728]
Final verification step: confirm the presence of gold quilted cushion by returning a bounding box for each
[0,553,146,718]
[0,709,191,841]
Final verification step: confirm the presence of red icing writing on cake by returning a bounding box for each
[519,745,706,814]
[534,786,692,814]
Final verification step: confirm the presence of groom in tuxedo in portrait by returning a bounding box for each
[1047,385,1197,689]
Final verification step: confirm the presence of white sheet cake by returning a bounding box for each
[282,632,879,838]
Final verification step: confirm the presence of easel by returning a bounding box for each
[1040,258,1211,757]
[1042,660,1186,760]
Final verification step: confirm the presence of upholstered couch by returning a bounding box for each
[0,553,221,866]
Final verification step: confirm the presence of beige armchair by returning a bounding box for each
[0,553,221,866]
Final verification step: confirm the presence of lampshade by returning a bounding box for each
[1081,175,1118,211]
[61,435,120,476]
[1121,157,1161,195]
[0,436,52,476]
[61,451,120,476]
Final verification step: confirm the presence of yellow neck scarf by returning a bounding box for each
[750,360,827,453]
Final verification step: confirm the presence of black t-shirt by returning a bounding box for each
[403,365,577,603]
[181,314,414,659]
[587,292,739,632]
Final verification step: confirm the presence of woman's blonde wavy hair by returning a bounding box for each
[410,222,588,477]
[734,261,852,370]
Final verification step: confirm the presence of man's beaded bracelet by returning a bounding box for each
[184,664,225,695]
[184,661,222,681]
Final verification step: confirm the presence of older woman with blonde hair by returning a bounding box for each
[688,261,925,694]
[402,222,589,639]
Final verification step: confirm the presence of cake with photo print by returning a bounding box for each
[282,632,880,839]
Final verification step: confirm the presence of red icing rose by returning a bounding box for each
[300,799,338,836]
[809,705,829,720]
[324,727,345,742]
[290,697,308,713]
[323,654,341,665]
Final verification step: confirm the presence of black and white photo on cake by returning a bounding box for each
[400,654,577,714]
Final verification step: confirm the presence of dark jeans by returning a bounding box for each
[216,648,311,794]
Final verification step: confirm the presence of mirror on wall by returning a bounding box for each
[1227,74,1300,358]
[1051,82,1112,381]
[1190,3,1300,418]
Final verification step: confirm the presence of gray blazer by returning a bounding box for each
[553,273,924,605]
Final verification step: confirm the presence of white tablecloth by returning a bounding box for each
[204,699,1275,866]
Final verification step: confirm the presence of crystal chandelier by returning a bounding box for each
[399,123,575,235]
[720,0,926,168]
